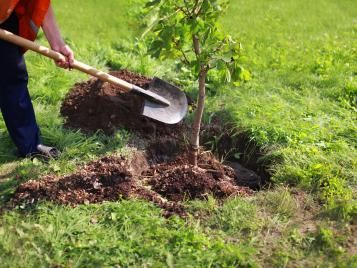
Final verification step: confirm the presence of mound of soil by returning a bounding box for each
[13,156,185,217]
[14,156,133,205]
[146,150,251,202]
[60,70,184,136]
[12,150,252,217]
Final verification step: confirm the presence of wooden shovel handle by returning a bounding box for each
[0,28,134,93]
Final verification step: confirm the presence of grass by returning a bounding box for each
[215,0,357,218]
[1,189,354,267]
[0,201,255,267]
[0,0,356,267]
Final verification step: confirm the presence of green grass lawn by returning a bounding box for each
[0,0,356,267]
[218,0,357,216]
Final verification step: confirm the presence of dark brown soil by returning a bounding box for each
[11,150,252,217]
[148,147,252,201]
[12,156,186,217]
[14,156,133,205]
[60,70,184,136]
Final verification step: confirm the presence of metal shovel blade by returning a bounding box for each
[142,77,188,124]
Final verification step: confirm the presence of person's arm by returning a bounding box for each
[42,5,74,69]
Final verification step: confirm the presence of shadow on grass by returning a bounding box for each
[0,160,26,206]
[0,133,18,165]
[0,177,20,205]
[0,132,26,206]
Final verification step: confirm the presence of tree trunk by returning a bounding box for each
[189,67,207,166]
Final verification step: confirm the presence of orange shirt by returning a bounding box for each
[0,0,50,43]
[0,0,20,24]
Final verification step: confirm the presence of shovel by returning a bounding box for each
[0,29,188,124]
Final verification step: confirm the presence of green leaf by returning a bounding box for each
[145,0,161,8]
[52,164,61,172]
[239,68,252,81]
[111,212,117,222]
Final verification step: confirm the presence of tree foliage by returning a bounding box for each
[142,0,248,165]
[143,0,246,84]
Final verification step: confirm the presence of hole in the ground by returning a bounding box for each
[146,138,183,165]
[201,117,273,190]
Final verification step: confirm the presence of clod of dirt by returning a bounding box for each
[127,151,149,176]
[148,166,244,202]
[60,70,184,136]
[132,187,186,217]
[227,162,262,189]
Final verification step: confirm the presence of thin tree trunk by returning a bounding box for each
[190,67,207,166]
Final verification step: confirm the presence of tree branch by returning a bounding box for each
[193,34,201,56]
[174,40,191,65]
[175,4,190,16]
[180,50,191,65]
[192,0,203,16]
[194,0,205,16]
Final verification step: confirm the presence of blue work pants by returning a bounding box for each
[0,13,40,156]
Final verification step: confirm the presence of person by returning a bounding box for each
[0,0,74,158]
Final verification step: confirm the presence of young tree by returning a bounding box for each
[143,0,248,166]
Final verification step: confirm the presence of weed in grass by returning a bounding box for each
[187,195,218,216]
[258,186,298,220]
[312,226,345,257]
[208,197,261,237]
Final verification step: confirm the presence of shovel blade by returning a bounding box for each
[142,77,188,124]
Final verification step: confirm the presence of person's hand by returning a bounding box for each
[42,6,74,69]
[52,44,74,69]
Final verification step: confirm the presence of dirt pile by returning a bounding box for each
[14,157,133,205]
[146,147,247,201]
[60,70,184,136]
[12,150,252,216]
[148,165,246,202]
[13,156,186,217]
